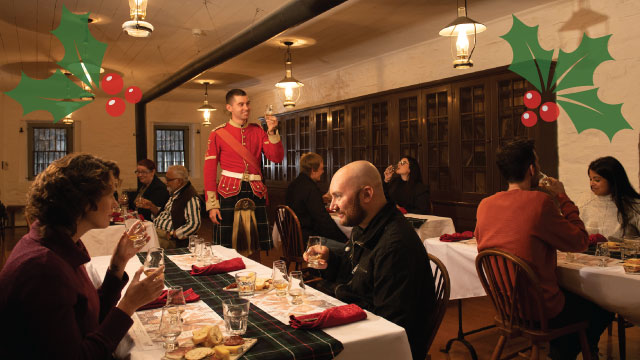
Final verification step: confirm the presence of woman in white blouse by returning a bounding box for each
[578,156,640,239]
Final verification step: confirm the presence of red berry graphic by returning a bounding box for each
[521,111,537,127]
[523,90,541,109]
[540,102,559,122]
[106,97,125,117]
[124,86,142,104]
[101,73,123,95]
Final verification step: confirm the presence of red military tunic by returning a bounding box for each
[204,120,284,210]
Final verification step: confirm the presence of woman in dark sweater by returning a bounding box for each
[131,159,169,220]
[383,156,431,214]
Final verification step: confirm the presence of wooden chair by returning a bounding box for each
[274,205,306,272]
[607,313,632,360]
[475,249,591,360]
[425,253,451,359]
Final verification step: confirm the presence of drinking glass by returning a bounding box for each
[159,305,182,353]
[124,211,146,247]
[194,237,205,265]
[144,247,165,281]
[595,242,609,267]
[222,298,250,335]
[538,171,552,187]
[188,235,199,261]
[119,192,129,211]
[166,286,186,318]
[265,104,274,116]
[272,260,289,297]
[203,242,213,265]
[288,271,305,305]
[235,271,256,298]
[306,236,322,269]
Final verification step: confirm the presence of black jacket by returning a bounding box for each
[324,202,436,360]
[285,173,348,243]
[384,177,431,214]
[131,175,170,221]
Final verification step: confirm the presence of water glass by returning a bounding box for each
[235,271,257,297]
[306,236,322,269]
[188,235,199,260]
[288,271,305,305]
[222,298,250,335]
[144,247,165,281]
[203,242,215,264]
[595,242,609,267]
[272,260,289,297]
[194,237,205,265]
[166,286,186,317]
[159,305,182,353]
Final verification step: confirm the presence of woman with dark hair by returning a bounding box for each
[578,156,640,238]
[0,153,164,359]
[131,158,169,220]
[383,156,431,214]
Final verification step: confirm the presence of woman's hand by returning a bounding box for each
[303,245,329,269]
[384,165,395,183]
[117,266,165,316]
[136,198,153,209]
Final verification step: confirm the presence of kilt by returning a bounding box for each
[213,181,272,251]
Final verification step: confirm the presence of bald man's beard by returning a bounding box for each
[340,189,367,227]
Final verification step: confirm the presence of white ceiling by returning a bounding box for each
[0,0,559,105]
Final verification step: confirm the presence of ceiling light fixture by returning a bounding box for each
[123,0,154,38]
[439,0,486,69]
[197,82,216,127]
[62,113,74,125]
[275,41,303,109]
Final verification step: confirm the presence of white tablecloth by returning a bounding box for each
[81,222,159,257]
[423,237,640,325]
[87,245,412,359]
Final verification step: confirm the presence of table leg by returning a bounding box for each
[440,299,495,360]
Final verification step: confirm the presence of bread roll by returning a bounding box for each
[192,325,213,345]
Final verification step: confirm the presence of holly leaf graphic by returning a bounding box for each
[557,88,631,141]
[51,6,107,90]
[501,15,554,92]
[552,34,613,92]
[5,70,93,123]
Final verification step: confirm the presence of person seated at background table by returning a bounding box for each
[0,153,164,359]
[104,160,122,201]
[383,156,430,214]
[286,152,348,245]
[146,165,202,249]
[474,139,612,360]
[577,156,640,239]
[304,160,436,360]
[131,158,169,220]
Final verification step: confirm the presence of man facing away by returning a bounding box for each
[474,139,612,359]
[203,89,284,258]
[151,165,202,249]
[305,160,436,360]
[286,152,348,245]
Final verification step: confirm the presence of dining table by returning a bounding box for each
[87,245,412,360]
[81,221,160,257]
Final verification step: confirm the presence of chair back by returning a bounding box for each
[476,249,549,332]
[274,205,305,271]
[426,253,451,352]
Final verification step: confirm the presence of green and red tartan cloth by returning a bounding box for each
[138,248,344,360]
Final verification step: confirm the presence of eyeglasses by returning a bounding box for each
[398,160,409,166]
[134,170,151,175]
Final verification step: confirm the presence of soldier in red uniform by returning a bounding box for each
[204,89,284,256]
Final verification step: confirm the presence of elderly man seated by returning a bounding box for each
[139,165,202,248]
[304,160,436,360]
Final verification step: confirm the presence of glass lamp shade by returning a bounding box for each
[62,113,74,125]
[202,110,211,127]
[439,6,486,69]
[128,0,149,20]
[275,75,303,108]
[122,20,154,37]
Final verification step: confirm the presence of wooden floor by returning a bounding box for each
[1,226,638,359]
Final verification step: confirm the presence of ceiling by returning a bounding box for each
[0,0,559,105]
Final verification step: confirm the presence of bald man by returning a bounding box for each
[305,161,436,360]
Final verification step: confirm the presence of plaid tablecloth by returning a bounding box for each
[138,249,344,360]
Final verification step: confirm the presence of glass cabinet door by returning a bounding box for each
[424,88,451,192]
[457,82,488,195]
[330,108,346,177]
[371,100,389,174]
[350,104,367,162]
[314,110,329,183]
[399,96,420,160]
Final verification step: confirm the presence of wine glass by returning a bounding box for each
[119,192,129,212]
[595,242,609,267]
[124,211,147,247]
[538,171,552,187]
[288,271,305,305]
[272,260,289,297]
[166,286,187,321]
[159,305,182,354]
[144,247,165,281]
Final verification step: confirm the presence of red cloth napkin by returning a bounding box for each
[396,205,408,214]
[290,304,367,329]
[589,233,607,246]
[190,258,246,276]
[440,231,474,242]
[137,288,200,310]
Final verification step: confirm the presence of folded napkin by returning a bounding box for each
[396,205,408,214]
[440,231,474,242]
[190,257,246,276]
[589,233,607,246]
[137,288,200,310]
[290,304,367,329]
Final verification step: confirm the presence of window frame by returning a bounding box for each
[27,122,74,180]
[153,125,190,174]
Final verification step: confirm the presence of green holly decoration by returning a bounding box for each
[5,6,105,123]
[502,15,631,141]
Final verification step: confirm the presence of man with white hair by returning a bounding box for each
[305,160,436,360]
[151,165,202,248]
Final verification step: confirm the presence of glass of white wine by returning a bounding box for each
[306,236,322,268]
[159,305,182,354]
[124,211,146,247]
[288,271,305,305]
[272,260,289,297]
[144,247,165,281]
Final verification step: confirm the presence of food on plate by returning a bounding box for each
[623,262,640,273]
[607,241,621,250]
[223,335,245,346]
[213,345,231,360]
[165,347,191,360]
[255,278,272,290]
[192,325,213,345]
[626,258,640,265]
[203,325,223,347]
[185,347,214,360]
